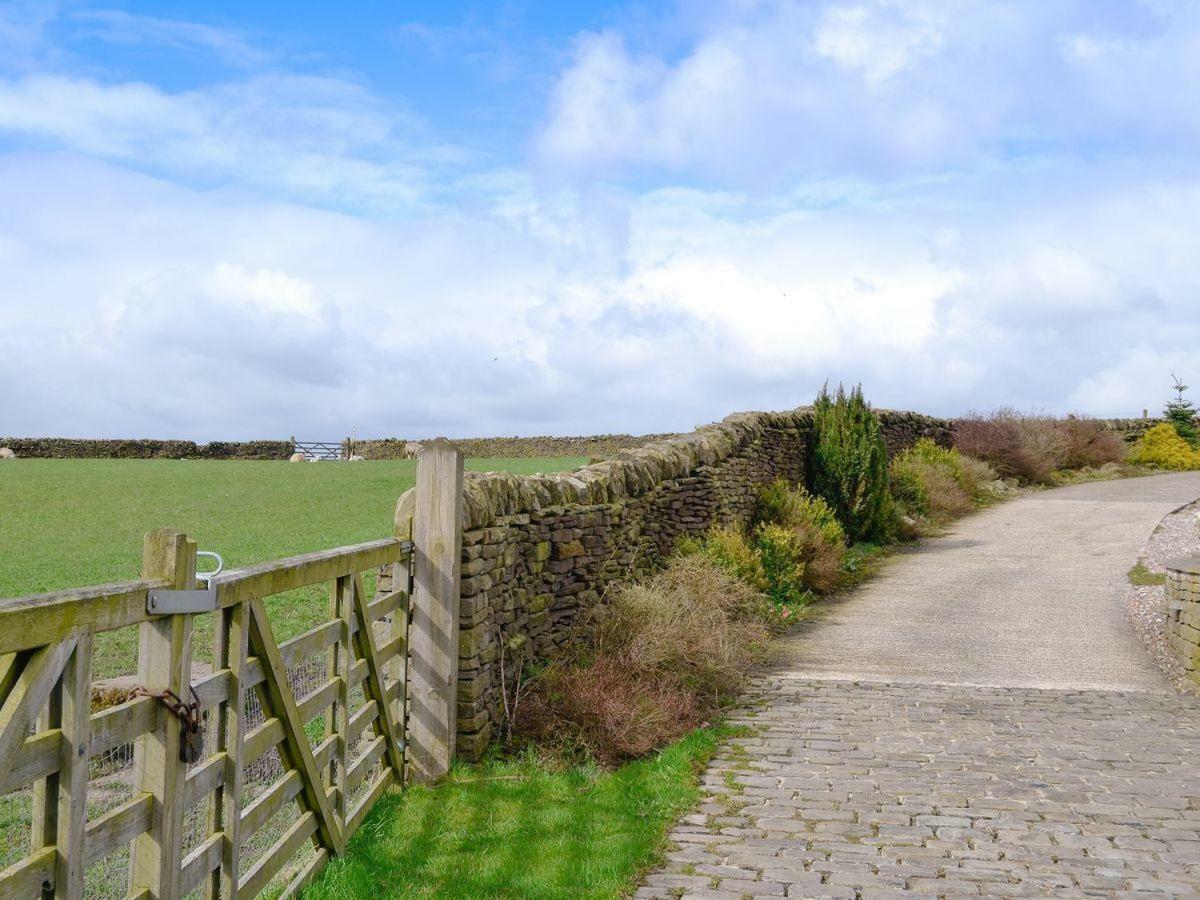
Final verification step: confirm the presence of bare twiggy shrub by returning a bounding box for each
[516,556,774,764]
[1056,415,1128,469]
[953,409,1066,484]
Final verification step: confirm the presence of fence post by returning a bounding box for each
[129,529,196,900]
[407,438,464,782]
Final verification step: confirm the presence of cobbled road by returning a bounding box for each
[638,473,1200,899]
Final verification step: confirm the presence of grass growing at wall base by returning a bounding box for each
[301,725,741,900]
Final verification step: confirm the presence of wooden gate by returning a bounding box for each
[0,443,464,899]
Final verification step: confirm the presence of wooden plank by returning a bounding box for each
[240,770,302,840]
[237,811,318,899]
[0,581,159,656]
[0,539,402,657]
[55,634,94,899]
[407,439,464,782]
[367,589,405,623]
[312,733,337,773]
[0,731,61,795]
[347,699,380,747]
[181,833,224,896]
[0,637,76,779]
[345,767,395,840]
[0,846,57,898]
[209,599,248,900]
[128,529,196,900]
[248,598,344,855]
[351,576,406,781]
[183,751,226,808]
[84,793,153,865]
[345,734,386,795]
[214,540,401,607]
[297,677,340,726]
[377,634,404,665]
[30,646,63,899]
[329,576,352,828]
[280,620,341,670]
[277,846,329,900]
[90,696,155,756]
[243,717,284,767]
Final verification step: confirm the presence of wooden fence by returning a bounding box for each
[0,442,464,899]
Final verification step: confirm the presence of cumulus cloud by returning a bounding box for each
[0,71,459,212]
[1,1,1199,440]
[538,0,1200,182]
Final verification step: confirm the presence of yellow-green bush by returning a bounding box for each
[678,526,768,593]
[755,480,846,594]
[1128,423,1200,470]
[889,439,998,525]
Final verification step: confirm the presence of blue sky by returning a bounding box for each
[1,1,1198,439]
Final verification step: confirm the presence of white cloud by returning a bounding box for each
[539,0,1200,181]
[0,72,456,212]
[67,9,266,67]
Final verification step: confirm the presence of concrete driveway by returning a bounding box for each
[781,472,1200,692]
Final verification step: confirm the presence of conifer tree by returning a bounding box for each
[1165,374,1198,447]
[807,383,893,542]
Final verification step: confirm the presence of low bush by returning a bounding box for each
[889,438,998,525]
[953,410,1129,483]
[1056,416,1127,469]
[953,409,1066,484]
[1127,423,1200,471]
[756,480,846,593]
[516,556,775,765]
[678,525,768,594]
[808,384,893,542]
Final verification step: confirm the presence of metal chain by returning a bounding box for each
[132,684,203,735]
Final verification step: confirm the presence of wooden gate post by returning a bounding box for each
[129,529,197,900]
[407,439,464,782]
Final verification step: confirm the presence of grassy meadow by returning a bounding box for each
[0,456,585,676]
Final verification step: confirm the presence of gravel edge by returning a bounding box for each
[1126,499,1200,696]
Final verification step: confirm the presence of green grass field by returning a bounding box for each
[0,457,585,676]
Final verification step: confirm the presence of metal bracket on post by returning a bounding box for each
[147,550,223,614]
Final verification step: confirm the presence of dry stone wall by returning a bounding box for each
[1166,558,1200,686]
[0,438,294,460]
[383,406,950,760]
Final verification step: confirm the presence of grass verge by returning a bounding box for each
[1128,561,1167,586]
[301,726,740,900]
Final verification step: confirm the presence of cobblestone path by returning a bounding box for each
[638,475,1200,899]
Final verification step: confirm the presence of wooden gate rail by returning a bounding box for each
[0,441,464,899]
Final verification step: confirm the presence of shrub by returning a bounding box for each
[753,524,811,604]
[678,526,768,593]
[1165,374,1199,446]
[516,556,774,764]
[1127,423,1200,471]
[756,480,846,593]
[953,409,1066,484]
[1056,416,1127,469]
[807,384,893,542]
[889,438,998,525]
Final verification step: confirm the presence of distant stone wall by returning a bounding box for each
[382,406,950,760]
[1166,558,1200,686]
[1102,418,1167,444]
[355,433,680,460]
[0,438,294,460]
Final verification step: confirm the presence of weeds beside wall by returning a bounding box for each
[382,408,949,760]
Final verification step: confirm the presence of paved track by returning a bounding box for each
[638,474,1200,899]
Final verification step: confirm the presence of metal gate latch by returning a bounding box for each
[147,550,224,615]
